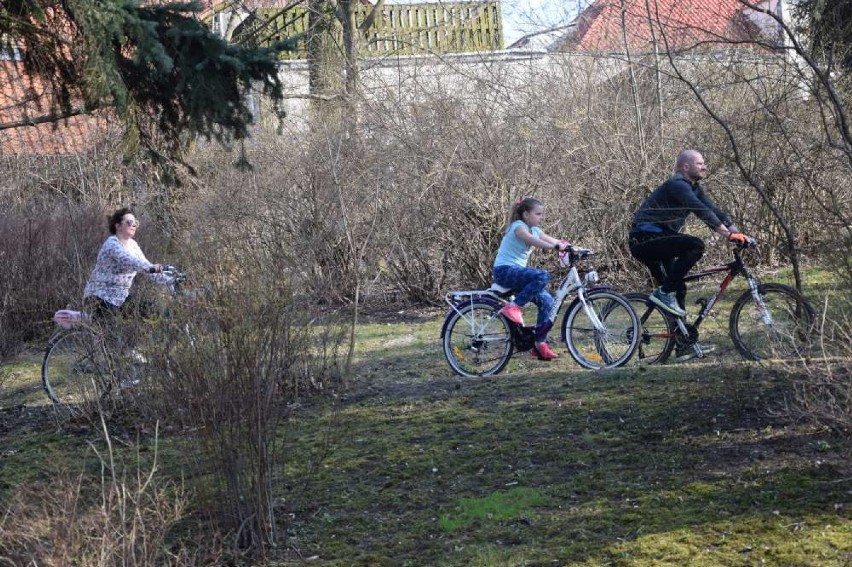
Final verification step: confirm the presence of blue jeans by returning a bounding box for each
[493,265,555,341]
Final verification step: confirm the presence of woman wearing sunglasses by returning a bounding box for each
[83,207,171,318]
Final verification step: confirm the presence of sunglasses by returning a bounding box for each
[121,218,140,227]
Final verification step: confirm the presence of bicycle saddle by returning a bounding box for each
[486,283,514,297]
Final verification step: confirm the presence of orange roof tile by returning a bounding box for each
[0,61,109,156]
[564,0,767,53]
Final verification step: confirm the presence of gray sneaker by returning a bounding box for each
[674,342,716,362]
[649,287,687,318]
[128,349,148,364]
[119,377,141,389]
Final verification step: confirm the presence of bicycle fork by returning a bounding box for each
[747,278,774,326]
[575,287,619,365]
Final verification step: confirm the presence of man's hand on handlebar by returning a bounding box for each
[728,233,757,248]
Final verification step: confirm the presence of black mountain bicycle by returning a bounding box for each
[626,242,816,364]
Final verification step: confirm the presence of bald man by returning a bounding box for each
[628,150,751,325]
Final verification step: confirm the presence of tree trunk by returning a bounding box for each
[307,0,344,118]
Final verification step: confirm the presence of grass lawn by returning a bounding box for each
[1,292,851,566]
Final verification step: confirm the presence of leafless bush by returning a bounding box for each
[0,203,102,358]
[173,52,851,309]
[786,292,852,431]
[117,185,348,558]
[794,363,852,432]
[0,422,197,566]
[344,54,766,295]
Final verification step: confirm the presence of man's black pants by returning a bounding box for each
[628,232,705,309]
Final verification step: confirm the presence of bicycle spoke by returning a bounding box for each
[563,291,638,369]
[444,303,513,377]
[42,330,111,414]
[730,285,815,361]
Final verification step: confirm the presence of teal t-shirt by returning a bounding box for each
[494,220,541,268]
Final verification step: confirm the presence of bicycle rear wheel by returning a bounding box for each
[442,301,513,377]
[729,283,816,361]
[561,290,639,369]
[624,293,675,365]
[42,328,111,413]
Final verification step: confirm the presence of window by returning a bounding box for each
[0,36,23,61]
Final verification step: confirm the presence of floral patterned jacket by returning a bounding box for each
[83,235,169,307]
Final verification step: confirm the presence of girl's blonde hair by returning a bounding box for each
[510,197,543,224]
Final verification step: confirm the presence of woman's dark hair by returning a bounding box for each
[108,207,134,235]
[509,197,543,224]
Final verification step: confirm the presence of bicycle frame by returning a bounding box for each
[547,264,604,331]
[639,246,770,350]
[442,254,603,344]
[678,247,760,330]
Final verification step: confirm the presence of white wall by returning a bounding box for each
[272,49,629,130]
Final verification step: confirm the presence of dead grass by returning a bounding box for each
[1,307,851,566]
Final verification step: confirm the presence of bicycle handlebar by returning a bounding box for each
[149,264,188,282]
[558,245,594,267]
[731,238,758,251]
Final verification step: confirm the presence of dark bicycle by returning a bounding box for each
[626,242,816,364]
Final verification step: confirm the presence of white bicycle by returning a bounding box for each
[441,246,640,377]
[42,267,187,414]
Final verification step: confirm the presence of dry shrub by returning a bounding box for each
[178,54,849,307]
[790,292,852,431]
[0,424,195,567]
[0,203,103,358]
[119,189,347,558]
[793,363,852,432]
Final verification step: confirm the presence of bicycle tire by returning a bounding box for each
[442,301,513,377]
[624,292,676,365]
[42,328,111,413]
[561,290,639,369]
[729,283,816,361]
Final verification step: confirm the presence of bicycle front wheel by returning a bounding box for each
[42,329,111,412]
[624,293,675,365]
[561,290,639,369]
[442,301,513,377]
[729,284,816,361]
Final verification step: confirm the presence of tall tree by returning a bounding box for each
[304,0,384,108]
[0,0,290,155]
[792,0,852,69]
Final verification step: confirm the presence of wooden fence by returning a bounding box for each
[230,1,503,59]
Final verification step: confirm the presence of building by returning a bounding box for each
[510,0,786,54]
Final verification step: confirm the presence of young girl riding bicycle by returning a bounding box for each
[493,197,569,361]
